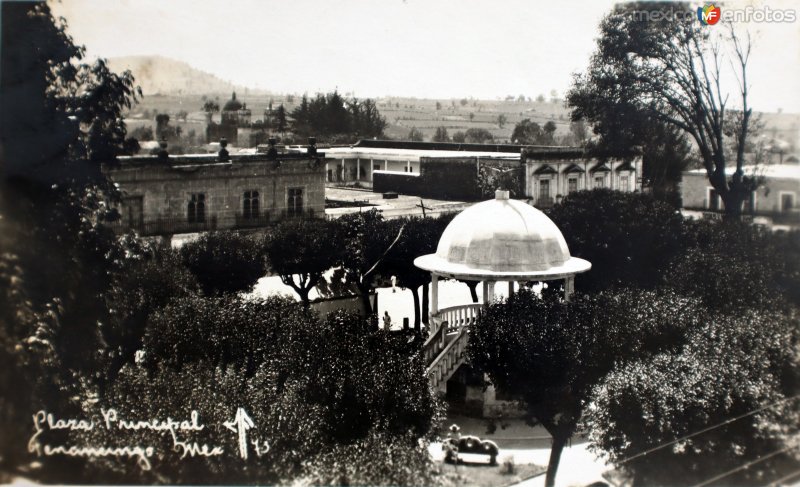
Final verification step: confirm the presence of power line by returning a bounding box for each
[764,467,800,487]
[616,394,800,466]
[691,443,800,487]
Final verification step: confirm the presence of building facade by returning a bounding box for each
[103,142,325,236]
[524,150,643,207]
[681,163,800,223]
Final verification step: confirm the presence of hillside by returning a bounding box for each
[108,55,253,96]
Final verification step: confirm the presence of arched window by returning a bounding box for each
[188,193,206,223]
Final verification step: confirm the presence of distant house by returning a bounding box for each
[103,140,325,236]
[681,162,800,223]
[523,149,642,208]
[322,140,642,204]
[323,139,522,188]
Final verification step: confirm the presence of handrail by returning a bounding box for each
[434,304,482,333]
[426,326,469,391]
[422,318,448,366]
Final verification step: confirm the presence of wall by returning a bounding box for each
[373,157,484,200]
[681,171,800,215]
[106,154,325,235]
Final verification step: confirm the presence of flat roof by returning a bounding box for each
[323,146,520,160]
[685,164,800,180]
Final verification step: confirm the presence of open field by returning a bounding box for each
[125,92,800,147]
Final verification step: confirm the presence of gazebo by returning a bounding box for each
[414,190,591,392]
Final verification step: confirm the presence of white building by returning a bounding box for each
[524,150,643,207]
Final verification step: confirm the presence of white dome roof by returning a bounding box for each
[414,190,591,280]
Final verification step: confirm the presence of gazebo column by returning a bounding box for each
[508,281,515,296]
[431,273,439,316]
[487,281,496,302]
[564,276,575,302]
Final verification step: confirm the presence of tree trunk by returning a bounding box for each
[297,288,311,308]
[411,287,421,331]
[421,283,429,326]
[722,190,745,220]
[358,281,375,329]
[545,432,569,487]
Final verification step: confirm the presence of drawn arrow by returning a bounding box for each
[223,408,254,459]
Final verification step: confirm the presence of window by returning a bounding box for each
[594,176,604,189]
[568,178,578,194]
[188,193,205,223]
[373,164,381,171]
[781,193,795,212]
[287,187,304,217]
[620,176,630,192]
[243,190,259,219]
[708,188,720,210]
[539,179,550,199]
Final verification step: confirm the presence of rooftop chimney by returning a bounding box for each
[157,137,169,162]
[307,137,317,156]
[266,137,278,160]
[218,137,230,162]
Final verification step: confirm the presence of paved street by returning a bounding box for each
[429,414,611,487]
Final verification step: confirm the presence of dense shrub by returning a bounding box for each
[74,296,444,483]
[588,308,800,485]
[547,189,685,292]
[179,231,267,295]
[297,431,439,486]
[103,244,199,379]
[666,221,800,311]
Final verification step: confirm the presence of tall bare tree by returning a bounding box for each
[569,3,759,217]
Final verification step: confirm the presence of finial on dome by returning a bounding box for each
[495,189,510,200]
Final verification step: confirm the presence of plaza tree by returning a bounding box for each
[380,214,454,329]
[468,288,702,487]
[261,219,343,307]
[179,231,267,295]
[337,209,400,323]
[569,2,758,218]
[589,309,800,486]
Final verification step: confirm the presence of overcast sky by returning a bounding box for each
[51,0,800,113]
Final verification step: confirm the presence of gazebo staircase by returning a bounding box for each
[423,304,482,392]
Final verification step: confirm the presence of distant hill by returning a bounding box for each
[108,55,255,96]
